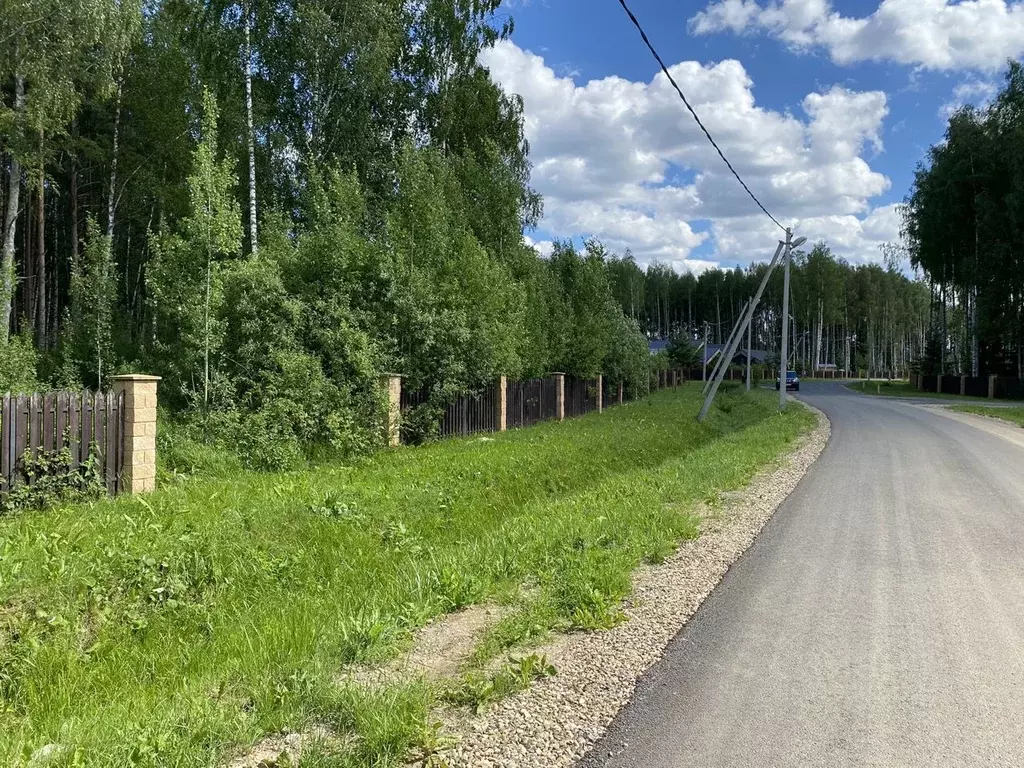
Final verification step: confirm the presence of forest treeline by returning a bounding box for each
[606,243,930,376]
[904,61,1024,377]
[0,0,661,465]
[2,0,931,466]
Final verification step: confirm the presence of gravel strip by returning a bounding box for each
[446,403,831,768]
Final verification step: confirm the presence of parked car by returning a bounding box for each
[776,371,800,392]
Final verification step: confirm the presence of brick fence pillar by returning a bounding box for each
[960,375,967,396]
[596,374,603,413]
[989,374,998,399]
[495,376,507,432]
[112,374,161,494]
[379,373,402,447]
[937,375,943,394]
[553,373,565,421]
[618,380,624,404]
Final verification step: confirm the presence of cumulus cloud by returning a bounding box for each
[523,234,555,257]
[939,78,1000,118]
[689,0,1024,70]
[482,40,895,269]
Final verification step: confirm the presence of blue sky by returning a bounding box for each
[485,0,1018,270]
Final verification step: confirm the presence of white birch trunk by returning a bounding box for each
[1,72,25,346]
[244,4,258,257]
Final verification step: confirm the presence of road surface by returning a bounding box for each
[581,382,1024,767]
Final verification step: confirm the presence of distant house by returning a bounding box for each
[648,339,670,356]
[651,338,765,366]
[707,344,771,367]
[733,349,772,366]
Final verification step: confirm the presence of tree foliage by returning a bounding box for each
[0,1,652,463]
[903,60,1024,376]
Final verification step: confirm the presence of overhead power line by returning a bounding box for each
[615,0,785,232]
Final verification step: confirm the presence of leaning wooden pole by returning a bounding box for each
[704,298,751,396]
[698,241,785,423]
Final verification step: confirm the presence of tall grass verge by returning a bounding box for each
[0,384,813,766]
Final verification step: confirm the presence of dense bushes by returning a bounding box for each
[0,1,651,469]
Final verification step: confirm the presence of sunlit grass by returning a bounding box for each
[949,405,1024,427]
[851,379,970,399]
[0,384,814,767]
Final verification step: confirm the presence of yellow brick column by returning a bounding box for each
[553,373,565,421]
[495,376,507,432]
[379,374,402,447]
[112,374,161,494]
[596,374,603,413]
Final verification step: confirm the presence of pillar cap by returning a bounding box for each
[379,372,403,378]
[112,374,162,382]
[550,372,566,376]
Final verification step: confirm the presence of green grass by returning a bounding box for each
[949,405,1024,427]
[849,379,967,400]
[0,384,814,767]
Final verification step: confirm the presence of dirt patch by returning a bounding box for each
[342,604,504,688]
[445,404,831,768]
[223,726,341,768]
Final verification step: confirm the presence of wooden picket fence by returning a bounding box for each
[0,390,126,497]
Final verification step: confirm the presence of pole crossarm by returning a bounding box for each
[698,241,785,423]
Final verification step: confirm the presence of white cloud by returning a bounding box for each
[482,40,895,270]
[523,234,555,257]
[939,78,999,117]
[689,0,1024,70]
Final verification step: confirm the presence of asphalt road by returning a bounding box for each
[581,382,1024,767]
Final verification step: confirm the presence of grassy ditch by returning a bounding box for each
[949,405,1024,427]
[0,384,814,767]
[850,379,967,399]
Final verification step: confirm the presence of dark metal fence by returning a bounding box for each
[964,376,989,398]
[912,373,1024,400]
[1,390,125,497]
[506,377,559,429]
[441,389,498,438]
[400,384,499,440]
[396,367,706,445]
[994,376,1024,400]
[564,376,598,418]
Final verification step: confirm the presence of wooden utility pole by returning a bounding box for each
[780,228,793,411]
[746,316,752,391]
[702,322,708,382]
[699,242,785,423]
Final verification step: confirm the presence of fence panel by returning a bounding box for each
[440,389,497,439]
[964,376,988,398]
[564,376,597,418]
[68,394,80,471]
[0,388,125,498]
[994,376,1024,400]
[1,395,12,490]
[506,377,558,429]
[14,396,29,479]
[80,392,93,468]
[920,375,938,393]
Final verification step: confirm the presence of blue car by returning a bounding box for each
[775,371,800,392]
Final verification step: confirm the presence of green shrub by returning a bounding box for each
[0,333,37,394]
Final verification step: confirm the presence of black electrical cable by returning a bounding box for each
[616,0,786,232]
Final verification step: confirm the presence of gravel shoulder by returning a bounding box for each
[924,404,1024,450]
[446,403,830,768]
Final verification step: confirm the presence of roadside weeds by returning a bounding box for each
[445,403,831,768]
